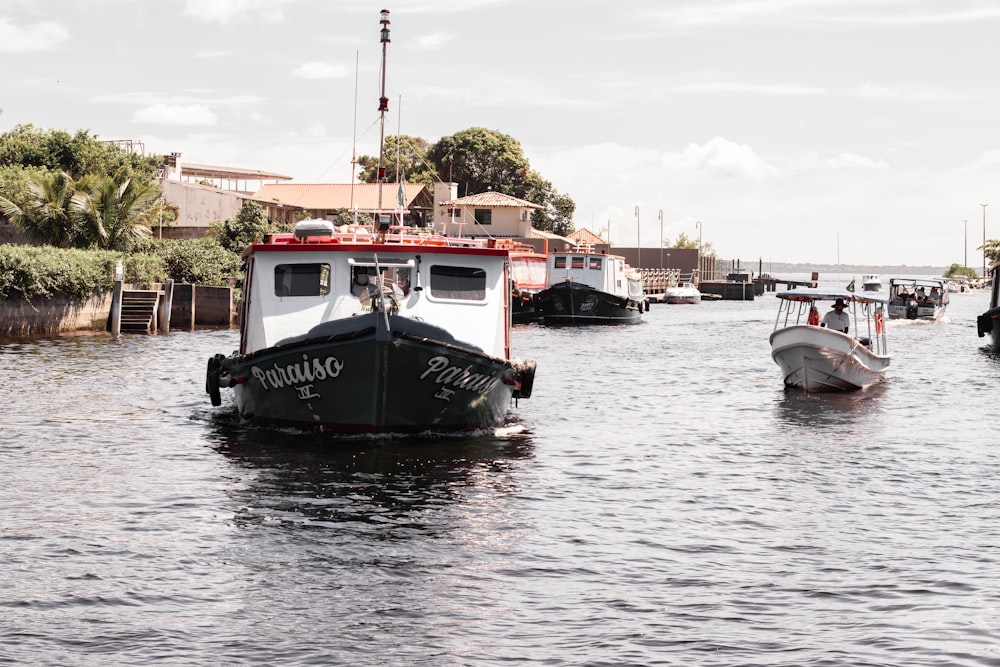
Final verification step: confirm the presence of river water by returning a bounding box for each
[2,277,999,666]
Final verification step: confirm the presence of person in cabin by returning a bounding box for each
[821,298,850,333]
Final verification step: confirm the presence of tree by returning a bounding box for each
[980,239,1000,267]
[71,175,159,251]
[0,124,161,185]
[0,170,79,247]
[357,134,436,186]
[944,263,978,279]
[427,127,532,198]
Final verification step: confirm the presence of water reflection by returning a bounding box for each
[205,409,535,535]
[772,382,887,430]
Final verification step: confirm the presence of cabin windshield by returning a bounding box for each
[430,265,487,301]
[274,263,331,297]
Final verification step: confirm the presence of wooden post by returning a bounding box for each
[158,279,174,334]
[110,279,122,337]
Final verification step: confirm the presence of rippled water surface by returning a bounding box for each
[2,279,999,666]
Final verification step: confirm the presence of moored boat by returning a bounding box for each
[534,245,648,324]
[770,289,890,391]
[507,244,547,323]
[886,277,948,320]
[977,262,1000,346]
[664,282,701,304]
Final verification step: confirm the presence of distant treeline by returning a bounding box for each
[763,263,946,276]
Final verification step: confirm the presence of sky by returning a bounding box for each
[3,0,1000,269]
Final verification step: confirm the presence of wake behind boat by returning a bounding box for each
[533,244,648,325]
[770,289,890,391]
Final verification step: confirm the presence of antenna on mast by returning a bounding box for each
[350,50,359,225]
[376,8,391,239]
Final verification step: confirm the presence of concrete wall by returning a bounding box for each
[0,292,113,336]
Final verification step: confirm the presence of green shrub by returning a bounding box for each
[0,244,118,299]
[156,237,240,286]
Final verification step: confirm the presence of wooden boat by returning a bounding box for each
[977,262,1000,346]
[770,289,890,391]
[204,11,535,433]
[507,244,547,323]
[861,274,882,291]
[886,277,948,320]
[534,245,648,324]
[205,220,536,433]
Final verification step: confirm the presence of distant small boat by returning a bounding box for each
[861,274,882,291]
[664,282,701,304]
[886,277,948,320]
[977,262,1000,346]
[770,289,890,391]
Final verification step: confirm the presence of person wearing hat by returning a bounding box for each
[821,297,850,333]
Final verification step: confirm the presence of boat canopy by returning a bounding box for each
[775,288,886,305]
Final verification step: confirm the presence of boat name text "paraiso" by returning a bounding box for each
[251,354,345,390]
[419,356,500,395]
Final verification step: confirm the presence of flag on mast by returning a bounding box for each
[846,278,855,292]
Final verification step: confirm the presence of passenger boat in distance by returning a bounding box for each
[977,262,1000,346]
[770,289,890,391]
[886,277,948,320]
[861,274,882,291]
[534,244,648,325]
[204,10,535,434]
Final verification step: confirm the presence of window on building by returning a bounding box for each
[474,209,492,225]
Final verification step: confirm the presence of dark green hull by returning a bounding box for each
[211,313,533,434]
[535,281,644,325]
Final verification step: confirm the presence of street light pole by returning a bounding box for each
[695,220,702,278]
[635,206,641,269]
[965,219,968,268]
[658,209,663,268]
[982,203,989,277]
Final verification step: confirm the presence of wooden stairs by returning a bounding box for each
[119,289,160,333]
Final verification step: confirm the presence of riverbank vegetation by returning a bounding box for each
[0,125,278,300]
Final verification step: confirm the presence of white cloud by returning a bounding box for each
[292,62,351,80]
[181,0,288,24]
[0,17,68,52]
[416,31,455,49]
[825,153,889,169]
[672,82,825,96]
[662,137,780,181]
[132,104,218,126]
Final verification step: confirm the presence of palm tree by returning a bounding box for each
[0,171,79,247]
[72,175,158,251]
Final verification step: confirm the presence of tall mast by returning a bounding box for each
[376,9,391,221]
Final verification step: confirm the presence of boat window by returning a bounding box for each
[429,265,487,300]
[571,257,585,269]
[274,263,331,297]
[589,257,602,270]
[554,256,566,269]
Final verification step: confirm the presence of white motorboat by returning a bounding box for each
[886,277,948,320]
[770,289,890,391]
[664,282,702,304]
[861,274,882,291]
